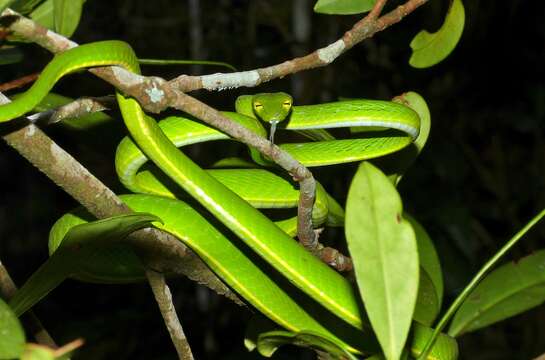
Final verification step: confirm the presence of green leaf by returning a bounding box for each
[255,330,358,360]
[30,0,54,30]
[313,0,375,15]
[406,214,443,308]
[9,213,159,316]
[21,339,82,360]
[53,0,84,37]
[10,0,44,14]
[393,92,431,155]
[409,0,465,68]
[413,268,440,326]
[371,92,431,184]
[0,46,24,65]
[48,209,150,283]
[0,0,16,13]
[448,249,545,336]
[0,297,25,359]
[408,323,458,360]
[345,162,419,360]
[21,345,56,360]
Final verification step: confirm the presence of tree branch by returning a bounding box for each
[0,72,39,92]
[0,8,323,265]
[0,0,428,271]
[0,92,243,306]
[146,269,195,360]
[0,260,57,347]
[169,0,427,92]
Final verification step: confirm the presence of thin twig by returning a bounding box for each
[0,72,39,92]
[0,91,243,306]
[0,260,57,347]
[146,269,194,360]
[169,0,427,92]
[0,0,428,269]
[0,8,323,265]
[167,91,319,252]
[48,96,114,124]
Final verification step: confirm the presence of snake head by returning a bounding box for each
[252,92,293,124]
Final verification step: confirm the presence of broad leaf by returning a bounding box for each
[9,213,159,316]
[345,162,419,360]
[409,0,465,68]
[372,92,431,184]
[21,345,57,360]
[393,92,431,155]
[53,0,84,37]
[413,268,440,326]
[449,249,545,336]
[314,0,375,15]
[21,339,82,360]
[10,0,43,13]
[356,324,458,360]
[255,330,357,360]
[0,0,16,13]
[0,297,25,359]
[406,214,443,308]
[245,315,359,359]
[30,0,54,30]
[408,323,458,360]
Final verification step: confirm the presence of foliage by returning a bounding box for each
[1,1,544,359]
[0,298,25,359]
[346,162,419,360]
[313,0,375,15]
[409,0,465,68]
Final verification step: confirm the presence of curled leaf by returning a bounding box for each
[409,0,465,68]
[9,213,159,316]
[255,330,358,360]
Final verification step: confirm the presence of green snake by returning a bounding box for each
[1,40,457,359]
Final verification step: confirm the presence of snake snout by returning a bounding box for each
[268,114,285,123]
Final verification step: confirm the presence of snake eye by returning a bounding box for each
[283,101,292,107]
[254,103,263,109]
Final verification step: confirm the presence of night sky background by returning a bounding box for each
[1,1,544,359]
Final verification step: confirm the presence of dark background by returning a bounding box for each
[1,0,544,359]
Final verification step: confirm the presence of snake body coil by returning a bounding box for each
[1,41,457,359]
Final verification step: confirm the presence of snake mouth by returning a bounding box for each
[267,115,285,123]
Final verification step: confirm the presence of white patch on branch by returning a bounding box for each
[145,85,165,103]
[317,39,345,64]
[201,71,260,91]
[45,30,78,49]
[25,124,36,137]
